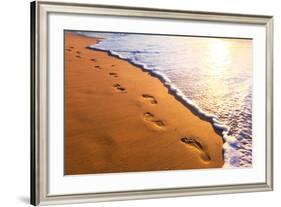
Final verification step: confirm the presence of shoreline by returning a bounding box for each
[87,45,227,136]
[64,32,224,175]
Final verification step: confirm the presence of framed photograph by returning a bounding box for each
[31,1,273,205]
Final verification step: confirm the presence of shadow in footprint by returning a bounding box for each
[144,112,154,120]
[109,72,118,78]
[66,49,71,52]
[70,46,74,49]
[142,94,158,104]
[75,55,81,58]
[113,83,126,93]
[154,120,166,127]
[90,58,96,62]
[94,65,101,69]
[76,51,81,54]
[143,112,166,128]
[180,137,211,161]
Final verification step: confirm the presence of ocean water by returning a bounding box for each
[77,31,253,168]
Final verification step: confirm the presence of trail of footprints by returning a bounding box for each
[66,46,82,58]
[141,95,165,128]
[66,46,210,162]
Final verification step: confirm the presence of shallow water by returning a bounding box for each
[77,31,253,168]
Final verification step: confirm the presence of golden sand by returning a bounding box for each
[64,32,224,175]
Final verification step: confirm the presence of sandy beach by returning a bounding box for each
[64,32,224,175]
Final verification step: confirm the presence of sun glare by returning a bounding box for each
[207,39,232,76]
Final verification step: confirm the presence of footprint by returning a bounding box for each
[142,94,158,104]
[144,112,154,120]
[75,55,81,58]
[154,120,166,127]
[76,51,81,54]
[94,65,101,69]
[70,46,74,49]
[109,72,118,78]
[90,58,96,62]
[113,83,126,93]
[66,49,71,52]
[180,137,211,161]
[143,112,166,128]
[111,64,115,67]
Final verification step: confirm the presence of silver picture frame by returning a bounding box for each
[31,0,273,205]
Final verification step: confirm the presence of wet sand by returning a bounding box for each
[64,32,224,175]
